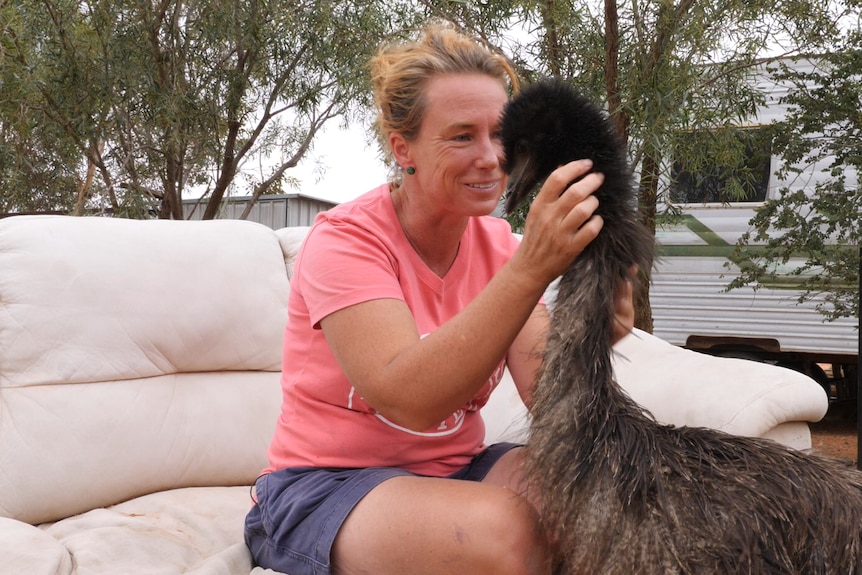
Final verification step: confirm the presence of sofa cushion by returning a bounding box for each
[0,216,289,387]
[1,371,282,525]
[5,486,293,575]
[39,486,254,575]
[0,216,289,524]
[273,226,310,280]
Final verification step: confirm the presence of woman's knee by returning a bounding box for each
[475,488,552,575]
[332,476,550,575]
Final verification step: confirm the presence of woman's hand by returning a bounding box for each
[509,160,605,290]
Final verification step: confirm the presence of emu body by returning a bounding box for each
[501,78,862,574]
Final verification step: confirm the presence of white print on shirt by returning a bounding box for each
[345,351,507,437]
[374,409,466,437]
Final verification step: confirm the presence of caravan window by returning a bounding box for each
[669,128,771,204]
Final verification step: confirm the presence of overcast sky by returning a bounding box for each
[290,121,389,205]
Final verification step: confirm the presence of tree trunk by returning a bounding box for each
[604,0,628,143]
[635,143,661,333]
[541,0,563,76]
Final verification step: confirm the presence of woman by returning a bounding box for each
[245,22,634,575]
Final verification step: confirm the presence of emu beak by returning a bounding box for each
[503,152,537,215]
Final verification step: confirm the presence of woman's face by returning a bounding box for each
[400,73,509,218]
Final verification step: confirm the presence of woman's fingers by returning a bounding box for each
[533,161,603,231]
[533,159,593,197]
[512,159,609,287]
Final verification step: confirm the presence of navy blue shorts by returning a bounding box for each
[244,443,520,575]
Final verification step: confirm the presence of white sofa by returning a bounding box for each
[0,215,828,575]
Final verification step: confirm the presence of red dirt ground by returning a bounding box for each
[808,407,859,467]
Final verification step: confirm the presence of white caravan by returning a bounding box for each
[651,58,858,400]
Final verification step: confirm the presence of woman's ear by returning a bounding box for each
[389,132,411,169]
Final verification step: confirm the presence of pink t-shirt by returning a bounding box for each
[265,184,522,477]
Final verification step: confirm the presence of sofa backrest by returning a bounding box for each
[0,216,293,524]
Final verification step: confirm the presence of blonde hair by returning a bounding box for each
[370,22,519,170]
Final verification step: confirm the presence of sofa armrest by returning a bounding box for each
[482,329,828,449]
[0,517,71,575]
[613,329,828,439]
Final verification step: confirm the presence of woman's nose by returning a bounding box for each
[476,134,502,169]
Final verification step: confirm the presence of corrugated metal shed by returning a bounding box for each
[182,194,337,228]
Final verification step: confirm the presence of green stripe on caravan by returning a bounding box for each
[681,214,731,246]
[657,214,738,258]
[657,245,738,257]
[654,214,856,291]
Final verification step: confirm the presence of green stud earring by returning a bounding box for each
[406,166,416,175]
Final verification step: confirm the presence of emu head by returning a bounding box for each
[501,78,625,215]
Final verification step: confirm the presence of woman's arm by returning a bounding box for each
[505,304,548,409]
[320,161,604,431]
[507,268,636,409]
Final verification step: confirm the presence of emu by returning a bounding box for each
[501,78,862,575]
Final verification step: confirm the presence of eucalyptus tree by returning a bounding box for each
[1,0,392,218]
[417,0,852,330]
[1,0,93,213]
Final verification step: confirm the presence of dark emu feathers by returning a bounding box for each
[501,78,862,575]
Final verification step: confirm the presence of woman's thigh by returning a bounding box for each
[482,445,528,491]
[332,450,549,575]
[246,466,412,575]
